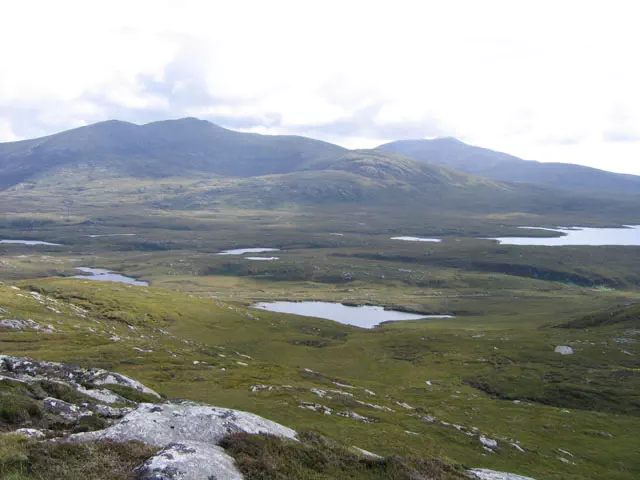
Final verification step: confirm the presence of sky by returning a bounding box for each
[1,0,639,174]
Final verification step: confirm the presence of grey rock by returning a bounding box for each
[68,402,297,447]
[336,411,375,423]
[135,441,243,480]
[0,319,54,332]
[43,397,93,421]
[89,404,133,418]
[479,435,498,449]
[353,446,382,459]
[554,346,574,355]
[470,468,536,480]
[15,428,46,439]
[0,355,160,399]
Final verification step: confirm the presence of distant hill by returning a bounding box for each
[0,118,346,188]
[2,119,640,221]
[377,138,640,193]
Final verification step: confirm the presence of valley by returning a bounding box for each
[1,120,639,479]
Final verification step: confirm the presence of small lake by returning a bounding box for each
[489,225,640,246]
[216,248,280,255]
[254,301,453,328]
[87,233,138,238]
[391,236,441,243]
[245,257,280,261]
[71,267,148,286]
[1,239,61,246]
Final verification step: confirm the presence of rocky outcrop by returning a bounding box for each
[135,442,243,480]
[1,356,536,480]
[470,469,536,480]
[554,346,574,355]
[68,402,297,446]
[0,355,160,400]
[0,318,55,332]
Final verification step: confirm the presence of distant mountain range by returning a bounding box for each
[377,137,640,193]
[1,118,639,219]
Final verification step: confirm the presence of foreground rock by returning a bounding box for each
[135,441,243,480]
[68,402,297,446]
[2,355,536,480]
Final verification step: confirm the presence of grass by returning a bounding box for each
[1,278,639,479]
[221,431,469,479]
[0,435,156,480]
[2,205,640,479]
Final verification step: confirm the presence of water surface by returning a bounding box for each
[87,233,138,238]
[216,248,280,255]
[1,239,61,246]
[71,267,148,286]
[391,236,441,243]
[245,257,280,261]
[489,225,640,246]
[254,301,453,328]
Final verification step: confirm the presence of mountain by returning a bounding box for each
[0,119,508,199]
[0,118,346,188]
[2,119,640,222]
[377,137,640,193]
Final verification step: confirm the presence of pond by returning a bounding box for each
[245,257,280,261]
[87,233,138,238]
[253,301,453,328]
[71,267,148,286]
[488,225,640,246]
[0,239,61,246]
[391,236,441,243]
[216,248,280,255]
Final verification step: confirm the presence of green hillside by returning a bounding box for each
[378,138,640,193]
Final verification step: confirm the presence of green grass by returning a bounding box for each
[2,202,640,479]
[221,431,468,479]
[0,435,156,480]
[1,278,639,479]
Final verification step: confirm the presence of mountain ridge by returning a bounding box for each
[377,138,640,193]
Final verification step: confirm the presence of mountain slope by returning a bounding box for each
[377,138,640,193]
[0,118,346,188]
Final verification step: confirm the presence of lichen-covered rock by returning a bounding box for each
[43,397,93,421]
[0,355,160,399]
[88,404,133,418]
[0,319,55,332]
[554,346,574,355]
[14,428,46,439]
[68,402,297,447]
[135,441,243,480]
[479,435,498,449]
[470,469,535,480]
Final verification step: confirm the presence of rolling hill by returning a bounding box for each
[0,117,346,188]
[377,137,640,193]
[2,118,640,222]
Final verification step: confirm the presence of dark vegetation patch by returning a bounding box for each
[221,431,468,480]
[0,436,156,480]
[465,367,640,417]
[558,303,640,328]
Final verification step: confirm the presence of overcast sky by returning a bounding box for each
[1,1,639,174]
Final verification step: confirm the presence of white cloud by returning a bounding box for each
[0,119,21,142]
[1,0,640,173]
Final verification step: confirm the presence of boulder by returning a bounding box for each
[554,346,574,355]
[135,441,243,480]
[68,402,297,447]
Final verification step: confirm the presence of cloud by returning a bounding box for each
[1,0,640,174]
